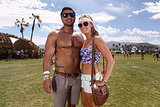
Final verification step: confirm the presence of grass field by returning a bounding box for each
[0,54,160,107]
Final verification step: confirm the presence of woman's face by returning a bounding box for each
[78,21,93,35]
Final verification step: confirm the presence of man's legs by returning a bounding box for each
[68,76,81,106]
[53,74,69,107]
[52,74,81,107]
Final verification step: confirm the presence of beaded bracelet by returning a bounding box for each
[43,75,50,81]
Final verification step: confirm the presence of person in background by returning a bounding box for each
[155,48,159,61]
[7,49,12,61]
[141,50,145,60]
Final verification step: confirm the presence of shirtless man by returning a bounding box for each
[43,7,83,107]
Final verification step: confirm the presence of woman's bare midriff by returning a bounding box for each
[81,64,99,74]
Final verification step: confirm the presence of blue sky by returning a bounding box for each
[0,0,160,46]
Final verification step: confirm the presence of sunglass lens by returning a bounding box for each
[78,22,89,28]
[62,13,75,18]
[83,22,88,26]
[69,13,75,17]
[63,13,68,18]
[78,23,82,28]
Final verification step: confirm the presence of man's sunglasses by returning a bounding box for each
[78,21,89,28]
[62,13,75,18]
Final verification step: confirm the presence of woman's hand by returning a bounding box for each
[95,80,105,86]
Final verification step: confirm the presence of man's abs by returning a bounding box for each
[55,47,81,73]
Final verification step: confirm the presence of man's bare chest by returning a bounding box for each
[56,33,83,48]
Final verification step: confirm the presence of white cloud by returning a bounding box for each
[11,33,48,46]
[51,3,54,7]
[128,15,132,18]
[96,25,120,35]
[41,24,62,32]
[151,13,160,19]
[33,10,61,24]
[0,0,61,28]
[100,27,160,44]
[133,9,145,15]
[32,35,48,45]
[104,2,130,15]
[90,12,116,23]
[101,35,144,43]
[124,28,160,38]
[133,1,160,19]
[66,0,102,12]
[149,39,160,45]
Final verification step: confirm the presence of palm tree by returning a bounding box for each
[29,13,42,41]
[118,43,121,50]
[118,43,121,47]
[115,45,118,50]
[140,45,143,50]
[112,43,115,50]
[15,18,29,38]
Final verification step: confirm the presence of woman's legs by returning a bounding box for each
[81,88,97,107]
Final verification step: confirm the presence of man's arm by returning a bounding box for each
[43,32,56,71]
[43,31,57,94]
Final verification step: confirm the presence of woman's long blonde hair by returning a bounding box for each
[79,14,99,37]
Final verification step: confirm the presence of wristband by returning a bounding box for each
[43,71,50,75]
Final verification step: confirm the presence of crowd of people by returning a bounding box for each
[6,49,44,61]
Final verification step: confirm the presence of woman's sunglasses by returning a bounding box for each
[78,21,89,28]
[62,13,75,18]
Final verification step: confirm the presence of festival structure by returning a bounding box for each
[14,38,40,56]
[0,32,14,58]
[0,32,40,59]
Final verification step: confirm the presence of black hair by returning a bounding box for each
[60,7,75,17]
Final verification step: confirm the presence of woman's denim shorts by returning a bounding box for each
[81,72,102,93]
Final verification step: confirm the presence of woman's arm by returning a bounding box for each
[94,37,115,84]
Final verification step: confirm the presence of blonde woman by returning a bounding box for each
[79,14,115,107]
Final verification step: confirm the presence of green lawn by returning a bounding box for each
[0,54,160,107]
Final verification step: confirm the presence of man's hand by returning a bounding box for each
[43,79,52,94]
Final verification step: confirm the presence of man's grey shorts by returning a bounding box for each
[52,73,81,107]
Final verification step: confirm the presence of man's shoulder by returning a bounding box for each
[47,29,61,39]
[73,32,84,40]
[49,29,60,35]
[73,31,81,35]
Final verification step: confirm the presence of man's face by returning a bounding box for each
[61,10,75,26]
